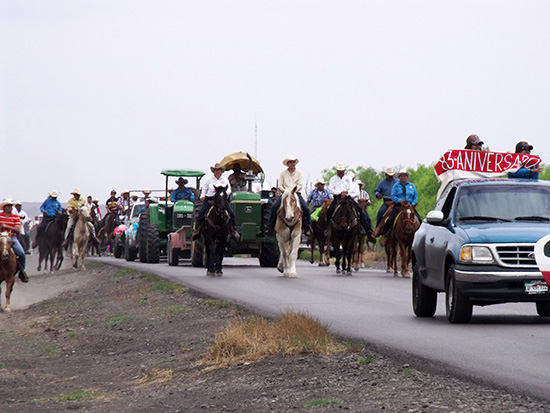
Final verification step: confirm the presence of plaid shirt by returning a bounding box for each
[307,188,333,208]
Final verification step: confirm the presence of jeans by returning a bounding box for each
[11,236,25,269]
[269,193,311,224]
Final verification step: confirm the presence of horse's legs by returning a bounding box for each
[286,232,300,278]
[276,233,285,274]
[309,236,316,264]
[4,277,15,312]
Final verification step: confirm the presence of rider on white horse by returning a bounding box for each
[62,188,100,249]
[266,155,312,236]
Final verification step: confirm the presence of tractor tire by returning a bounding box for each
[259,203,279,267]
[191,238,205,268]
[144,223,160,263]
[167,236,179,266]
[138,209,151,263]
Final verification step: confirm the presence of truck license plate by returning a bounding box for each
[524,281,549,294]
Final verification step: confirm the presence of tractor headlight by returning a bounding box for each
[459,245,494,264]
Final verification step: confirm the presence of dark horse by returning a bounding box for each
[202,186,231,276]
[97,211,118,254]
[37,212,69,273]
[0,232,18,312]
[328,196,362,275]
[308,199,332,266]
[390,203,421,277]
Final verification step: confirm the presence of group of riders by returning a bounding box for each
[2,134,539,284]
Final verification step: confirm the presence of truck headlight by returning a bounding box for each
[459,245,494,264]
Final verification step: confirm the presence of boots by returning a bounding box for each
[302,221,312,237]
[230,227,240,241]
[17,264,29,283]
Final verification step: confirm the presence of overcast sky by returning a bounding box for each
[2,1,550,202]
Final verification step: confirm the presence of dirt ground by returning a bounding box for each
[0,261,548,413]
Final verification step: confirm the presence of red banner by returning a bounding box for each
[435,150,541,176]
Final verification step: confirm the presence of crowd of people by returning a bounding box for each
[0,135,542,284]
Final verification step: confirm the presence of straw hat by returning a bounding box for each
[383,167,395,176]
[335,162,347,171]
[71,188,81,195]
[50,190,59,197]
[210,163,225,172]
[14,200,22,206]
[121,189,130,195]
[397,169,410,178]
[355,179,365,187]
[315,178,326,186]
[282,155,299,166]
[0,197,15,209]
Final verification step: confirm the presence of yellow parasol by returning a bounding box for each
[219,152,264,175]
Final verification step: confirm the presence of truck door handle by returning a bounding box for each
[430,237,434,244]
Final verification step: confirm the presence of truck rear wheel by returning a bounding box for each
[536,301,550,317]
[125,237,137,262]
[113,235,123,259]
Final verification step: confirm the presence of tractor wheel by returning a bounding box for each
[167,236,179,266]
[191,238,204,267]
[145,224,160,263]
[138,210,150,263]
[259,204,279,267]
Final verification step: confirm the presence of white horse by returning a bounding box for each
[71,205,90,269]
[275,187,302,278]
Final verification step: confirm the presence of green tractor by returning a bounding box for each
[190,152,279,268]
[138,169,205,265]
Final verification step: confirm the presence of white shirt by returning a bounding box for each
[201,176,232,198]
[329,174,358,198]
[278,168,303,193]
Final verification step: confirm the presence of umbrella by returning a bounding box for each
[220,152,264,175]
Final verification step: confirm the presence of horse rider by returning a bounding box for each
[307,178,333,211]
[228,163,247,192]
[326,162,375,242]
[105,190,119,215]
[117,190,133,222]
[86,195,94,211]
[0,197,29,282]
[465,134,484,150]
[374,168,398,227]
[14,200,31,254]
[508,141,540,180]
[265,155,312,236]
[91,198,102,221]
[355,180,371,205]
[192,163,240,241]
[380,169,420,236]
[170,178,196,202]
[32,189,63,249]
[62,189,100,249]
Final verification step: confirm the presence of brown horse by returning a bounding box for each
[202,186,231,276]
[308,199,332,266]
[351,198,371,271]
[328,196,361,275]
[390,203,420,277]
[374,203,395,273]
[275,187,302,278]
[71,206,91,269]
[97,211,118,254]
[37,212,68,273]
[0,232,17,312]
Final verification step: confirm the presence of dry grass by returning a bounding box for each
[199,310,347,367]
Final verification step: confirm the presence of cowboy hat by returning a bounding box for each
[0,197,15,209]
[315,178,326,186]
[92,198,99,203]
[397,169,410,177]
[355,179,365,187]
[175,177,188,185]
[210,163,226,172]
[14,200,22,206]
[383,167,395,176]
[50,190,59,197]
[335,162,347,171]
[282,155,299,166]
[120,189,130,195]
[71,188,81,195]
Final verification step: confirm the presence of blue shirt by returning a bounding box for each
[170,187,195,202]
[307,188,333,208]
[391,181,418,205]
[508,168,539,180]
[374,178,398,201]
[40,197,62,216]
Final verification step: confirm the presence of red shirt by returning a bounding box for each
[0,212,21,237]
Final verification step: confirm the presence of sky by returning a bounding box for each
[2,1,550,202]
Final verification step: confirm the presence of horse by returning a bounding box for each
[390,203,421,277]
[327,196,362,275]
[374,203,395,273]
[0,232,17,312]
[275,187,302,278]
[97,210,118,254]
[37,212,68,273]
[308,199,332,266]
[351,198,370,271]
[70,205,91,269]
[202,186,231,276]
[88,205,101,256]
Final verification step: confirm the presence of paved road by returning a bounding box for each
[86,256,550,399]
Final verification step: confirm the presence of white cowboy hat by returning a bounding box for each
[397,169,410,177]
[0,197,15,209]
[315,178,326,186]
[282,155,299,166]
[71,188,81,195]
[92,198,99,203]
[50,190,59,197]
[14,200,22,205]
[355,179,365,187]
[383,167,395,176]
[148,197,159,203]
[210,163,226,172]
[335,162,347,171]
[121,189,130,195]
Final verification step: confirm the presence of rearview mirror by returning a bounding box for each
[426,210,445,224]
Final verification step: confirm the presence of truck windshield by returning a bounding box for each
[455,185,550,222]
